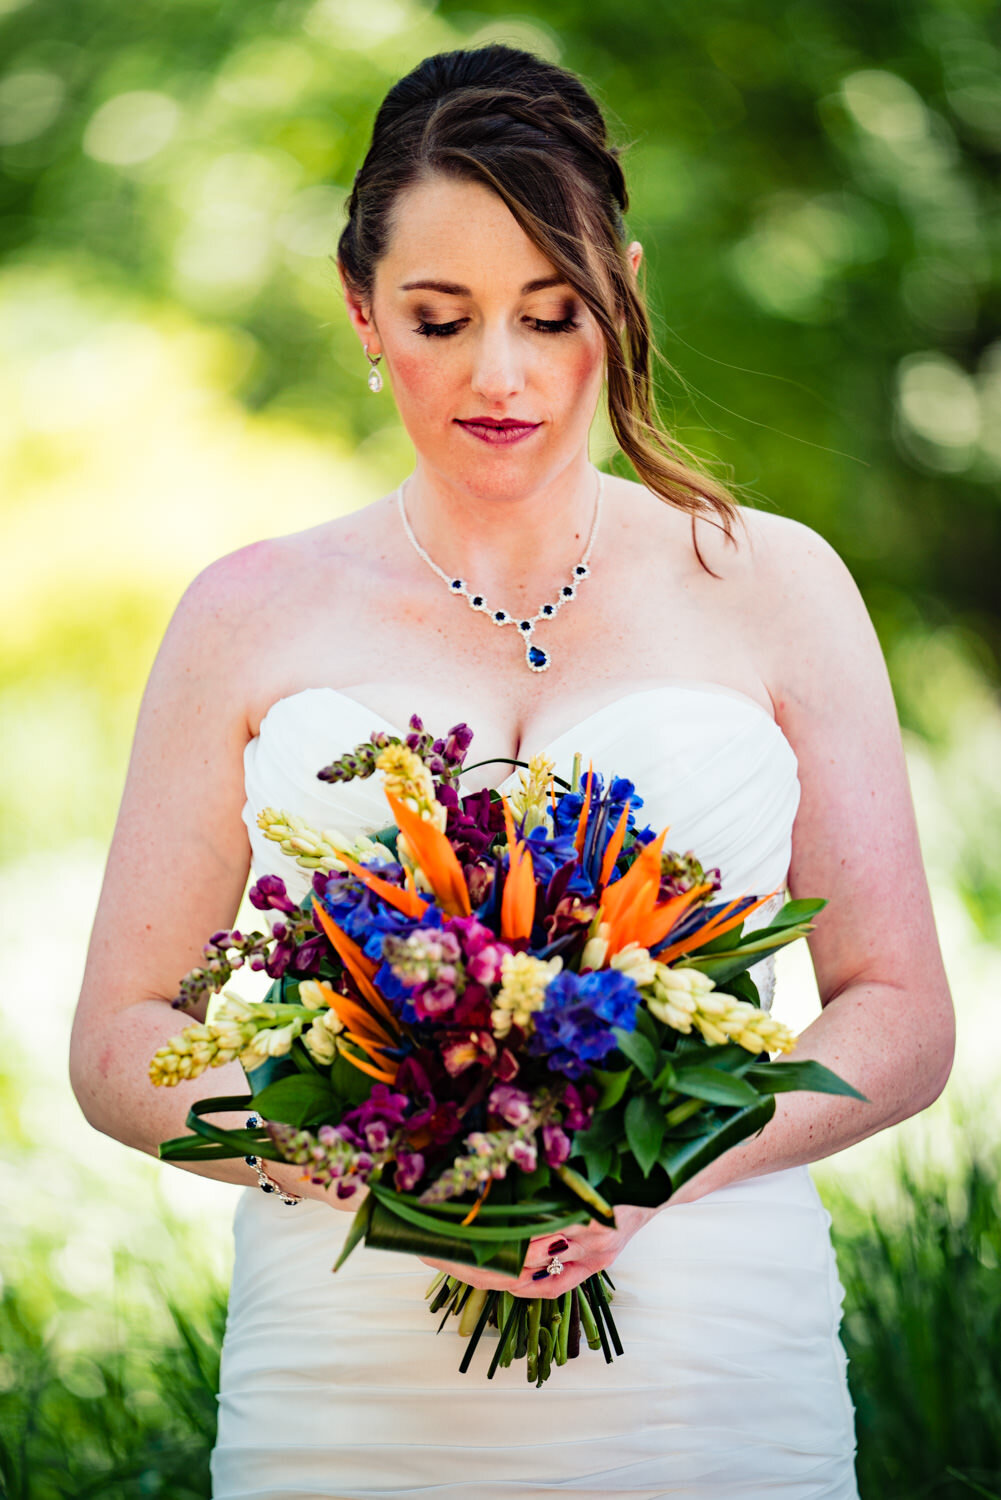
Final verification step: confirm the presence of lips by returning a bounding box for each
[456,418,541,445]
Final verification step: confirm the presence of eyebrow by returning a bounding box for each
[398,275,571,296]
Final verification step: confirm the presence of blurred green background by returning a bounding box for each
[2,0,1000,1495]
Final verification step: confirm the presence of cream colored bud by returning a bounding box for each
[695,1019,729,1045]
[656,964,716,1000]
[303,1018,338,1065]
[261,1021,299,1057]
[611,942,657,986]
[299,979,336,1011]
[580,934,609,970]
[646,995,694,1032]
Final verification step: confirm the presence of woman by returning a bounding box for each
[70,42,954,1500]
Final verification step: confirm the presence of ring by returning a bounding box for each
[546,1255,564,1276]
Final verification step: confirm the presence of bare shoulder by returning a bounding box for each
[164,506,387,706]
[726,506,886,721]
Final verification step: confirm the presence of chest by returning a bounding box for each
[246,506,767,776]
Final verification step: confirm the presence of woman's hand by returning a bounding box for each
[418,1202,660,1299]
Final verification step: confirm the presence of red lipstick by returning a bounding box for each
[456,417,541,446]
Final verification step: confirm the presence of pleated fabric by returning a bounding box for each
[212,682,859,1499]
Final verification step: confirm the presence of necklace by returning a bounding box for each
[396,466,603,673]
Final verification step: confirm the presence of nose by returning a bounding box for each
[468,324,527,404]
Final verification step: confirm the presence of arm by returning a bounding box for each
[68,547,354,1210]
[666,514,955,1204]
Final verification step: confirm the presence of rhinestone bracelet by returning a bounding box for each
[244,1112,302,1205]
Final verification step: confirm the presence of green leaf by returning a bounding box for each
[745,1059,868,1101]
[652,1057,677,1091]
[329,1049,375,1105]
[581,1146,613,1186]
[723,971,760,1007]
[758,897,827,930]
[372,823,400,856]
[693,922,747,955]
[243,1052,300,1095]
[683,932,806,985]
[659,1096,777,1193]
[612,1026,658,1080]
[368,1184,586,1243]
[250,1073,338,1127]
[674,1042,758,1075]
[633,1006,660,1048]
[573,1110,624,1154]
[331,1191,374,1272]
[513,1163,552,1200]
[670,1066,761,1107]
[593,1066,633,1110]
[624,1094,667,1177]
[365,1197,527,1274]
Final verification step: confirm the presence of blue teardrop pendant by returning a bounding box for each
[526,642,550,672]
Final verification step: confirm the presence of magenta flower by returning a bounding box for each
[394,1150,425,1193]
[488,1083,534,1128]
[542,1123,571,1168]
[509,1137,538,1173]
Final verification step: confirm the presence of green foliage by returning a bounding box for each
[820,1134,1001,1499]
[0,1250,225,1500]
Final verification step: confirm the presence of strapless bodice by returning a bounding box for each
[241,680,801,1010]
[241,680,802,902]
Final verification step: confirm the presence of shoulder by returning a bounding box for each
[166,505,384,659]
[678,499,872,690]
[728,507,883,715]
[692,500,855,605]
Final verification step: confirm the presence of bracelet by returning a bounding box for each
[245,1112,302,1205]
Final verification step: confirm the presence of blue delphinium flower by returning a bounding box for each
[313,867,434,966]
[522,826,579,886]
[526,968,640,1078]
[552,774,656,885]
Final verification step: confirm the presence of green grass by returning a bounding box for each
[2,1136,999,1500]
[821,1130,1001,1500]
[0,1246,225,1500]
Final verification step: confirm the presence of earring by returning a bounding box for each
[364,343,383,393]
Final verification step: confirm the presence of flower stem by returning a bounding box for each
[665,1096,706,1128]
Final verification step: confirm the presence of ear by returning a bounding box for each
[337,261,380,358]
[617,240,644,334]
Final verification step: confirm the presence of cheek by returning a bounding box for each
[390,346,453,409]
[561,336,605,407]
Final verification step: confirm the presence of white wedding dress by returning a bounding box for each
[210,681,859,1500]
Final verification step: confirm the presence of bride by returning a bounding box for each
[70,41,954,1500]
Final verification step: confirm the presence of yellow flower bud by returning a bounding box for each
[611,942,657,986]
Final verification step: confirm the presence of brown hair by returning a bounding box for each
[337,43,745,570]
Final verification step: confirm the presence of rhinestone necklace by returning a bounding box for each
[396,466,603,674]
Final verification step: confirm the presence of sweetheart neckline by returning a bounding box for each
[254,679,799,793]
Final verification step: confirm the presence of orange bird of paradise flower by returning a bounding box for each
[383,789,472,918]
[309,902,401,1084]
[597,824,712,957]
[499,795,536,943]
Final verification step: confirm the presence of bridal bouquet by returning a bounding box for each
[151,712,863,1385]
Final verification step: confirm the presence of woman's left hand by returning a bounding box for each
[418,1202,660,1299]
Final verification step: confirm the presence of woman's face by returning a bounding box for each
[341,174,628,498]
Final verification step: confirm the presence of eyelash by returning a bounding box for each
[414,316,580,338]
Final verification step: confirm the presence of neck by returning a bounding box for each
[399,457,602,599]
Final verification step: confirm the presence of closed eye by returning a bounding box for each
[414,316,580,338]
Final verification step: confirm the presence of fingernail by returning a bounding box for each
[547,1238,568,1254]
[531,1267,550,1280]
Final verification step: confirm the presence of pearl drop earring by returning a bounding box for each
[364,343,383,393]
